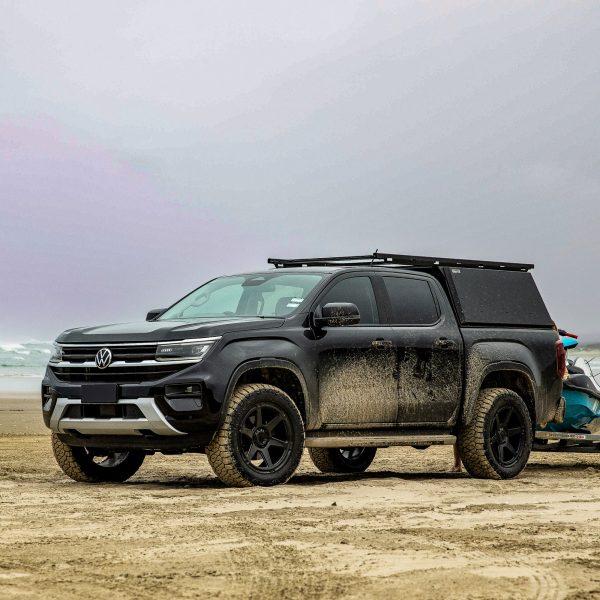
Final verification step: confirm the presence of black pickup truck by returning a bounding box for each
[43,253,564,487]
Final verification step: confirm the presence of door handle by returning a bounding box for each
[372,339,393,349]
[434,337,455,349]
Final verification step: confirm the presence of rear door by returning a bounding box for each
[379,274,463,424]
[314,274,398,426]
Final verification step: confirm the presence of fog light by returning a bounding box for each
[165,396,203,412]
[165,384,202,398]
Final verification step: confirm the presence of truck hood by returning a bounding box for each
[56,317,285,344]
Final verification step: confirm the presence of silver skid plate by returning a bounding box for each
[50,397,185,436]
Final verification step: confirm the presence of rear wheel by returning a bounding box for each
[51,433,145,483]
[309,447,377,473]
[458,387,532,479]
[206,384,305,487]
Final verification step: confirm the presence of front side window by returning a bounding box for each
[159,273,324,320]
[383,276,439,325]
[319,276,378,325]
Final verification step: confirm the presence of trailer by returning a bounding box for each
[534,430,600,454]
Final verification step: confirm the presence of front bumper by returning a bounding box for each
[49,397,186,436]
[41,363,221,449]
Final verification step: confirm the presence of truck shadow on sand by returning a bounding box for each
[526,460,600,472]
[128,470,470,490]
[124,462,600,489]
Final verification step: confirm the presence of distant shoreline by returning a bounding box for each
[0,376,42,394]
[572,346,600,356]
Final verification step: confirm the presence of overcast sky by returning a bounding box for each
[1,1,599,341]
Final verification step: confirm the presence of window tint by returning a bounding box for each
[383,277,439,325]
[320,277,378,325]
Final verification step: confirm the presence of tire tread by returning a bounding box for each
[51,433,144,483]
[206,383,303,487]
[308,447,339,473]
[308,447,377,474]
[52,433,96,482]
[458,387,531,480]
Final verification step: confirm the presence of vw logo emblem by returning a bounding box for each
[95,347,112,369]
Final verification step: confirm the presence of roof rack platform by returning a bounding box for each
[268,252,533,272]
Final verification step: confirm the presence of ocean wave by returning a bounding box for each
[0,341,54,369]
[0,343,27,352]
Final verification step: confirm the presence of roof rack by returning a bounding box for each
[268,252,533,272]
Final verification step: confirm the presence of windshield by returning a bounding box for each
[158,273,324,320]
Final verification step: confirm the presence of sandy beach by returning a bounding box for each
[2,391,600,599]
[0,391,46,435]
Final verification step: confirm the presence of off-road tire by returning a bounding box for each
[206,384,305,487]
[457,387,532,480]
[308,447,377,474]
[51,433,145,483]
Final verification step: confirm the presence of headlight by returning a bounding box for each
[50,342,63,362]
[155,338,220,362]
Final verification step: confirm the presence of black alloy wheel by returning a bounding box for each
[237,402,293,473]
[205,383,305,487]
[340,448,362,461]
[488,405,526,468]
[308,446,377,473]
[458,387,532,480]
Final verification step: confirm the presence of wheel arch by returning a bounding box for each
[221,359,310,428]
[463,362,537,428]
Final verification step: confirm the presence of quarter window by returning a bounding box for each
[383,277,439,325]
[320,277,378,325]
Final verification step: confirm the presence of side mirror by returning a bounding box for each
[146,308,166,321]
[315,303,360,327]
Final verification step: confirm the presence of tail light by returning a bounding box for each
[555,339,566,378]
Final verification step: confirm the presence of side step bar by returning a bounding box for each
[305,433,456,448]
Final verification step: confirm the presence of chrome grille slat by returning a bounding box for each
[51,343,191,383]
[62,345,157,363]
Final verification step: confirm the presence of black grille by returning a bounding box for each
[61,345,157,363]
[50,363,185,384]
[64,404,144,419]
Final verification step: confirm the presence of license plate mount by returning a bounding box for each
[81,384,118,404]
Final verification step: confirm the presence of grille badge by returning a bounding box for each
[95,348,113,369]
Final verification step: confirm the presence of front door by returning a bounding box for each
[314,275,398,426]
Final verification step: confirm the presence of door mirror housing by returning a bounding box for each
[146,308,166,321]
[316,303,360,327]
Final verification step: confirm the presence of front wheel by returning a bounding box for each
[309,447,377,473]
[206,384,305,487]
[51,433,145,483]
[457,387,532,479]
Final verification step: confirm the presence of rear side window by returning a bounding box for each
[383,276,439,325]
[320,276,378,325]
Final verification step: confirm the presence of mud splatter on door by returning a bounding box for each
[395,334,462,424]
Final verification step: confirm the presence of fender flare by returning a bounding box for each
[217,358,311,428]
[462,360,537,426]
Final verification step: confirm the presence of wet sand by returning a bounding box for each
[2,393,600,599]
[0,391,46,435]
